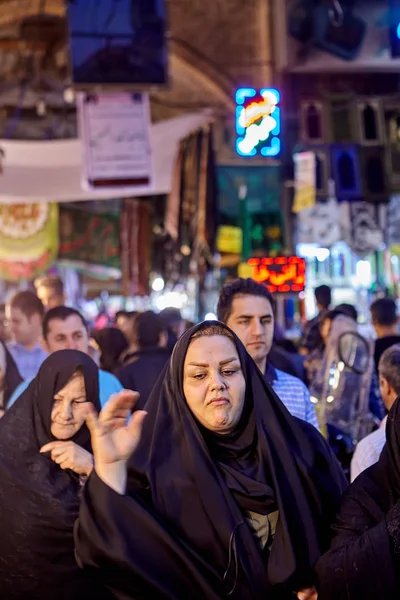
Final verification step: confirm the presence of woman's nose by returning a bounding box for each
[60,400,72,419]
[210,373,226,391]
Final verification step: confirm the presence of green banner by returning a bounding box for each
[58,207,120,270]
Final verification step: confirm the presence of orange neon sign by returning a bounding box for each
[239,98,275,128]
[247,256,306,293]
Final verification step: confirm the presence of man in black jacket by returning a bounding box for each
[117,311,170,408]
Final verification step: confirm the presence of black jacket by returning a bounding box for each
[117,347,171,408]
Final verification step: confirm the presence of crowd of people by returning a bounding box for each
[0,274,400,598]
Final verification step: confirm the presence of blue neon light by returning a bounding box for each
[235,87,281,157]
[397,22,400,39]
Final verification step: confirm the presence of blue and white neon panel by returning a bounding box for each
[235,88,281,157]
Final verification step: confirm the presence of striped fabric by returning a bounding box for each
[351,416,387,482]
[267,365,320,430]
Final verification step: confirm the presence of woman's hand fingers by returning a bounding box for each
[128,410,147,438]
[99,390,140,424]
[82,403,101,435]
[40,441,66,454]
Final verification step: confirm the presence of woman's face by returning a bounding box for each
[51,371,89,440]
[183,335,246,434]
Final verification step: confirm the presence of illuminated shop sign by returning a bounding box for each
[247,256,305,293]
[236,88,281,157]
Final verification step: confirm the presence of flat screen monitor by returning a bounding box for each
[66,0,168,89]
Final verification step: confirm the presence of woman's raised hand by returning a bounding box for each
[84,390,147,493]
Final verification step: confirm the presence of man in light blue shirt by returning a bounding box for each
[217,278,319,430]
[6,291,48,380]
[8,306,122,409]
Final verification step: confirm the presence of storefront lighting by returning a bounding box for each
[355,260,372,288]
[204,313,217,321]
[235,88,281,157]
[155,292,188,311]
[152,277,165,292]
[245,256,306,293]
[297,244,330,262]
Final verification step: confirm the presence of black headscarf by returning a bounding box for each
[0,350,106,600]
[77,322,347,599]
[0,339,23,409]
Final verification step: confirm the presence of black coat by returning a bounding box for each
[316,396,400,599]
[117,347,171,408]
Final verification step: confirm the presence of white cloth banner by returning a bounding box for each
[0,112,211,204]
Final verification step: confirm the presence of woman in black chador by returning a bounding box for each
[0,350,110,599]
[76,321,347,600]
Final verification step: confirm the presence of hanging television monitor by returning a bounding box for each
[67,0,168,90]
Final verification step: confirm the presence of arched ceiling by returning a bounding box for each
[0,0,271,138]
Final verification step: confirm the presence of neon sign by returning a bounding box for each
[236,88,281,157]
[247,256,305,293]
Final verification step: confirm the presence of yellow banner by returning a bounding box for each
[216,225,243,254]
[292,152,316,213]
[238,262,254,278]
[0,203,59,281]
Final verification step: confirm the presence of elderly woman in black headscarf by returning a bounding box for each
[315,393,400,599]
[76,321,347,600]
[0,350,110,599]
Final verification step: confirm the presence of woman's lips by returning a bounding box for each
[209,398,229,406]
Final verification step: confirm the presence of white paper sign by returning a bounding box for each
[78,92,152,190]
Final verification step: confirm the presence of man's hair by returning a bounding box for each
[43,306,87,339]
[379,344,400,396]
[116,310,136,320]
[34,274,64,296]
[134,311,165,348]
[159,308,183,327]
[315,285,331,309]
[371,298,397,327]
[335,303,358,322]
[217,278,274,323]
[9,291,45,319]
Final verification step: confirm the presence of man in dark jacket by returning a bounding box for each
[117,311,170,408]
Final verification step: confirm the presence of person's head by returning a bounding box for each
[50,368,90,440]
[335,304,358,322]
[134,311,167,349]
[34,275,65,311]
[6,291,45,347]
[91,328,129,373]
[31,350,99,444]
[115,310,137,345]
[378,344,400,412]
[42,306,89,354]
[217,278,274,371]
[0,303,10,342]
[183,323,246,434]
[160,308,185,339]
[315,285,331,311]
[371,298,398,337]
